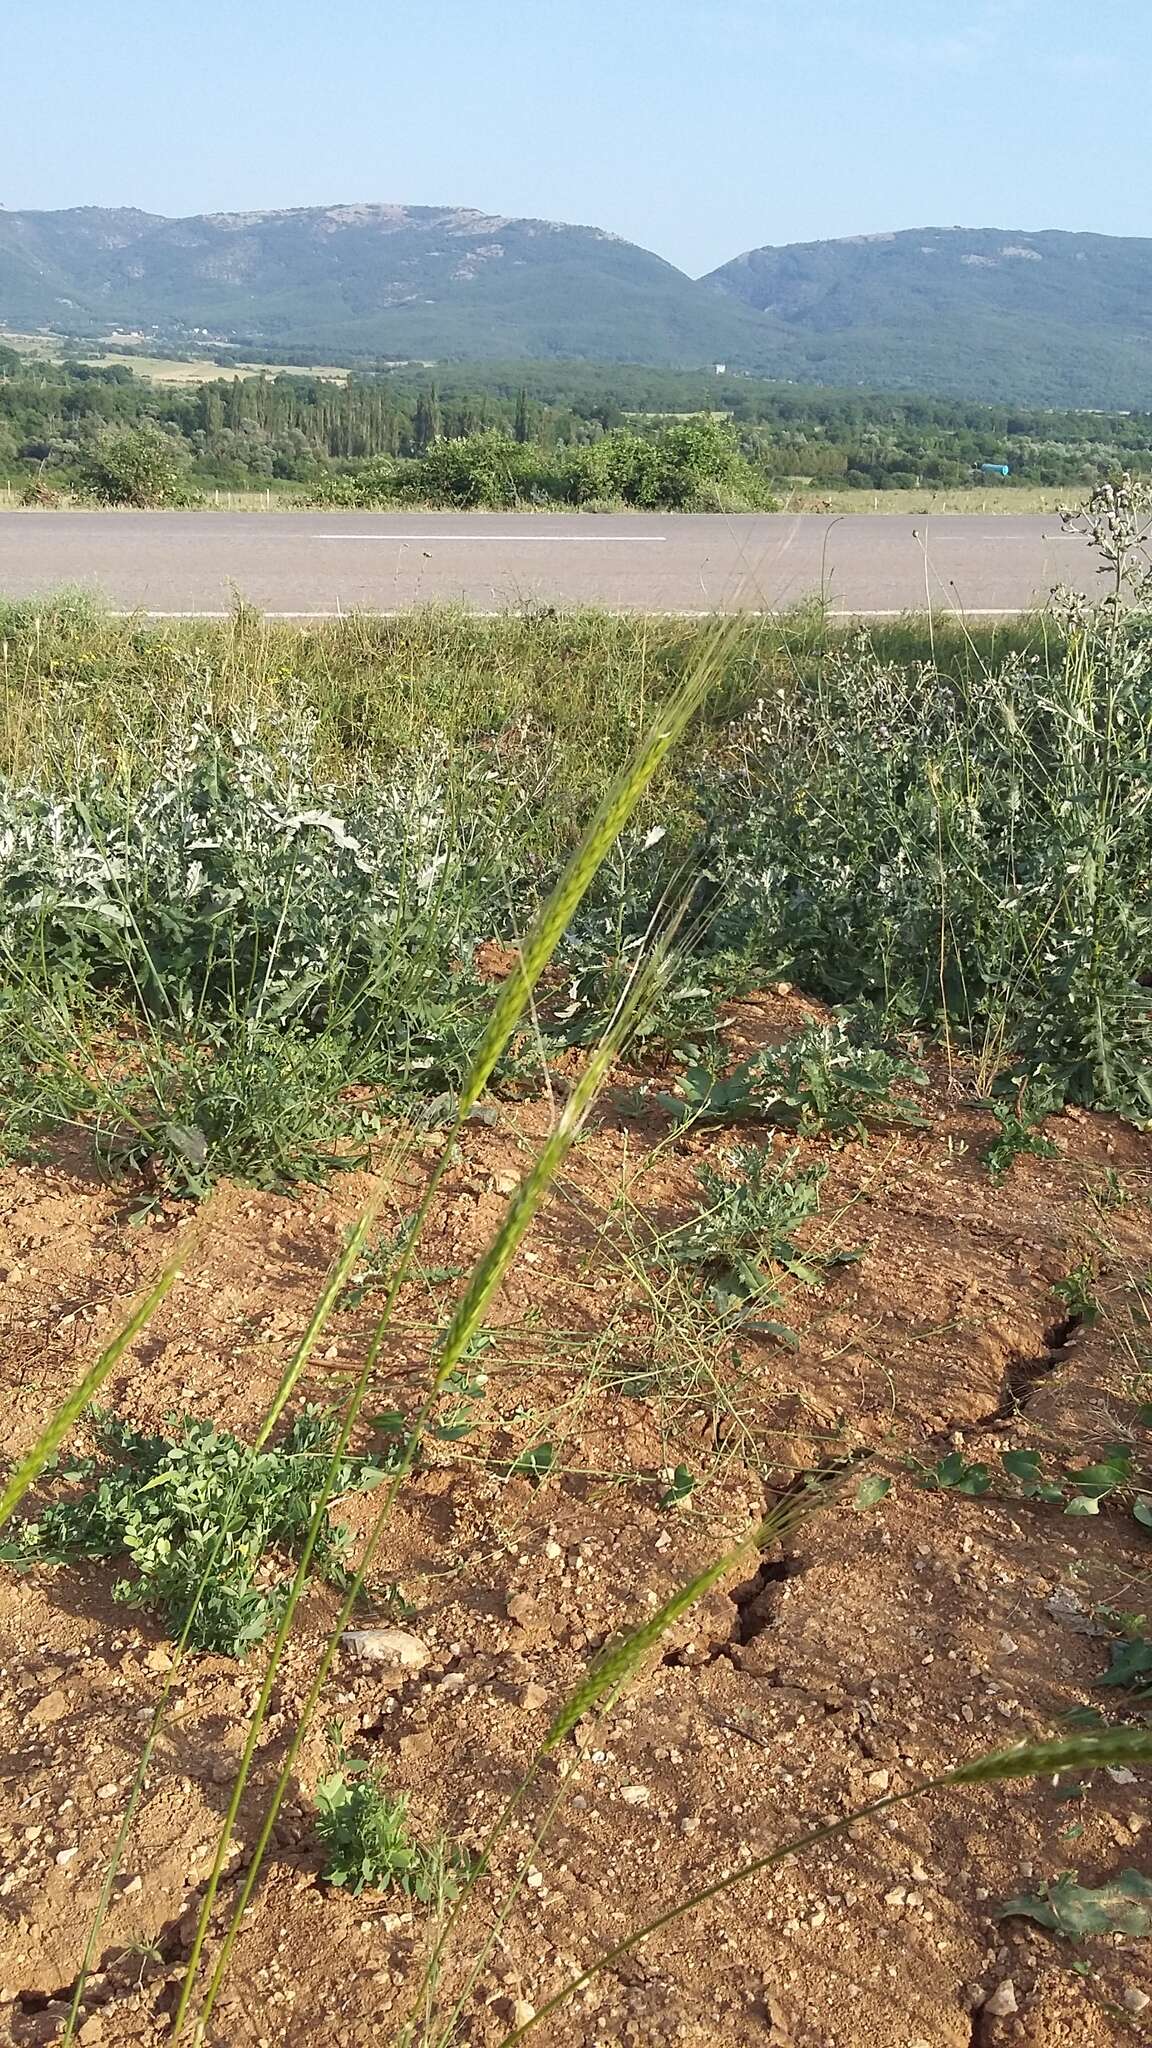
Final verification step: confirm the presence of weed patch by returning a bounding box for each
[1,1409,392,1655]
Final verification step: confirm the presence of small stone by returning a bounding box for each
[341,1629,430,1675]
[144,1648,173,1674]
[55,1847,78,1867]
[620,1786,649,1806]
[866,1770,890,1792]
[511,2002,536,2028]
[506,1594,537,1626]
[399,1732,434,1763]
[544,1541,562,1561]
[96,1783,118,1800]
[1122,1988,1151,2017]
[983,1980,1017,2019]
[884,1887,907,1908]
[493,1172,519,1196]
[519,1684,549,1712]
[28,1689,69,1729]
[78,2018,104,2044]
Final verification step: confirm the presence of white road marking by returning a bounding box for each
[308,533,669,543]
[109,604,1048,622]
[826,606,1033,619]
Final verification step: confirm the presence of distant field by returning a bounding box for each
[0,330,350,384]
[87,352,350,385]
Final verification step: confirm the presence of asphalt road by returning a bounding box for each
[0,509,1100,617]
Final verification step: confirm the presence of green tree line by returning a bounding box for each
[3,343,1152,502]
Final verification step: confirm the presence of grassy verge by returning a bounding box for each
[0,541,1148,1198]
[1,495,1152,2041]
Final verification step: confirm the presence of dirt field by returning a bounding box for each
[3,994,1152,2048]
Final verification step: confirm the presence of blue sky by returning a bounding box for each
[3,0,1147,273]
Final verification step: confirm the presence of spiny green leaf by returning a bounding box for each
[998,1870,1152,1939]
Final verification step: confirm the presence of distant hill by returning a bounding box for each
[0,203,760,368]
[4,206,1152,405]
[702,226,1152,407]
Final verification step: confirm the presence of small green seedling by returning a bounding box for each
[660,1464,696,1509]
[1064,1448,1133,1515]
[315,1756,466,1901]
[1053,1263,1100,1327]
[1098,1635,1152,1698]
[999,1445,1141,1518]
[659,1024,927,1138]
[0,1407,390,1656]
[923,1450,992,1495]
[1001,1449,1066,1504]
[657,1144,830,1322]
[509,1441,556,1485]
[983,1096,1058,1182]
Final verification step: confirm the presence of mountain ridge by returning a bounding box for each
[3,205,1152,405]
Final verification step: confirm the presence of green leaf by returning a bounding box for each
[368,1410,409,1437]
[853,1474,892,1512]
[510,1442,555,1484]
[998,1869,1152,1938]
[933,1451,966,1488]
[931,1451,991,1494]
[742,1318,800,1349]
[954,1463,992,1496]
[1002,1449,1043,1480]
[1066,1456,1131,1500]
[1134,1498,1152,1530]
[659,1465,696,1509]
[1098,1637,1152,1693]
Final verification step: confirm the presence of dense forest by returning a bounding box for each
[4,345,1152,504]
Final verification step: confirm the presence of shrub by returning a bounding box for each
[695,549,1152,1120]
[77,424,192,508]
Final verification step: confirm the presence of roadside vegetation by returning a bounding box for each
[6,341,1152,506]
[1,485,1151,2043]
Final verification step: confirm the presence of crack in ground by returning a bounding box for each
[918,1312,1086,1454]
[971,1310,1083,1434]
[730,1554,801,1644]
[660,1548,802,1669]
[13,1898,198,2032]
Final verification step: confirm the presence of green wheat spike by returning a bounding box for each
[0,1258,183,1529]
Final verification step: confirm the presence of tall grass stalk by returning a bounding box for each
[182,949,672,2042]
[498,1728,1152,2045]
[173,629,731,2036]
[0,1259,183,1527]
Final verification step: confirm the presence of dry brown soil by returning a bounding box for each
[2,995,1151,2048]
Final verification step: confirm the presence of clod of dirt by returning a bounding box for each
[983,1981,1018,2019]
[340,1627,430,1675]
